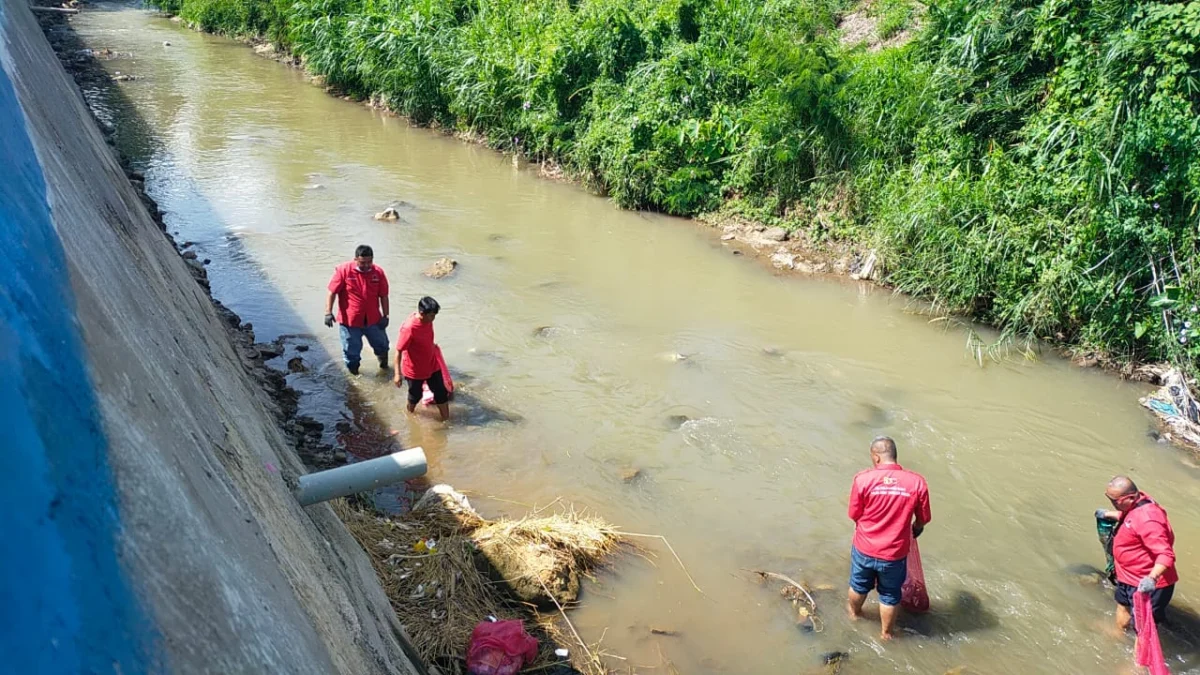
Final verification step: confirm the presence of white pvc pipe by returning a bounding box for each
[295,447,427,506]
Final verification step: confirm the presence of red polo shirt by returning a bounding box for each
[327,262,388,328]
[848,463,931,561]
[397,313,438,380]
[1113,492,1178,588]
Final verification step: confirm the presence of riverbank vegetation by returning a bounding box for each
[151,0,1200,370]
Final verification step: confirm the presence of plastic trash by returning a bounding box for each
[1134,592,1170,675]
[1096,514,1118,583]
[421,345,455,406]
[901,540,930,613]
[467,620,538,675]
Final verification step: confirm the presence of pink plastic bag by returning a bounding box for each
[901,539,930,613]
[421,345,455,406]
[1134,591,1171,675]
[466,620,538,675]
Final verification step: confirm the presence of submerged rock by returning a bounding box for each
[374,207,401,221]
[663,414,691,430]
[619,467,643,483]
[423,257,458,279]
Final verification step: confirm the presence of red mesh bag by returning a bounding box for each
[901,539,930,613]
[421,345,455,405]
[1134,592,1171,675]
[466,620,538,675]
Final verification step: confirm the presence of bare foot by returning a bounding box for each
[880,631,894,642]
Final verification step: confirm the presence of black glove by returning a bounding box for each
[912,522,924,539]
[379,316,389,329]
[324,313,335,328]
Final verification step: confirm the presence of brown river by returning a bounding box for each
[73,5,1200,673]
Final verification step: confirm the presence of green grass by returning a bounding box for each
[151,0,1200,370]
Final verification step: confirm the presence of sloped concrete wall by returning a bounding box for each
[0,1,423,672]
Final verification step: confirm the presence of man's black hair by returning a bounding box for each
[355,244,374,258]
[418,296,440,315]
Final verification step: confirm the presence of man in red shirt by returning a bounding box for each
[394,296,450,421]
[847,436,932,640]
[324,245,390,375]
[1097,475,1177,633]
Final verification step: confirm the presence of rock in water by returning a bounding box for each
[663,414,691,430]
[619,467,643,483]
[374,207,401,221]
[424,257,458,279]
[287,357,306,373]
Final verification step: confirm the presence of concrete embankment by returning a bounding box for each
[0,0,424,671]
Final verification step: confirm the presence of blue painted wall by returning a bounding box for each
[0,16,156,673]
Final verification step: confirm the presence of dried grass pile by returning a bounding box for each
[334,487,621,675]
[473,514,619,607]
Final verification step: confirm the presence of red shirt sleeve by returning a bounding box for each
[377,267,389,297]
[1140,515,1176,569]
[327,267,344,293]
[848,476,864,522]
[396,318,412,354]
[917,481,932,525]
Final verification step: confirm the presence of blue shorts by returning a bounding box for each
[849,546,907,606]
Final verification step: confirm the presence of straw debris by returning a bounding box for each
[334,485,622,674]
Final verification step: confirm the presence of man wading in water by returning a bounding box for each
[324,245,390,375]
[847,436,931,640]
[1097,476,1178,635]
[394,296,450,421]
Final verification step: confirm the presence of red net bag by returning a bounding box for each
[1134,592,1171,675]
[466,620,538,675]
[421,345,455,406]
[901,539,930,613]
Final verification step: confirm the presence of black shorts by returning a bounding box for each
[406,370,449,405]
[1115,582,1174,628]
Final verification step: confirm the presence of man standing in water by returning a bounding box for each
[394,296,450,421]
[847,436,931,640]
[1098,475,1177,633]
[324,245,390,375]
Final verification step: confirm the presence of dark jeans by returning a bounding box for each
[1116,581,1174,630]
[338,322,388,368]
[406,370,449,405]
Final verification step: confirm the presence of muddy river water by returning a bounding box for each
[72,5,1200,673]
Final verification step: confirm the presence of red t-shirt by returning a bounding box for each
[848,463,931,561]
[1113,493,1178,588]
[397,313,437,380]
[327,262,388,328]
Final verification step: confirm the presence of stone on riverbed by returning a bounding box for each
[374,207,401,221]
[423,257,458,279]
